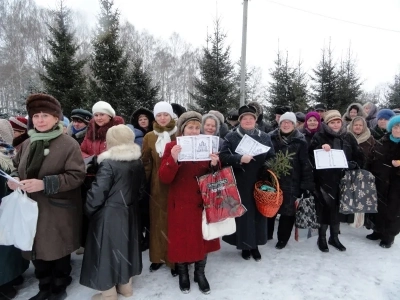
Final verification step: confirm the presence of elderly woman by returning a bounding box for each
[363,102,378,129]
[268,112,314,249]
[220,105,275,261]
[201,113,223,150]
[342,103,366,126]
[300,112,321,145]
[309,110,364,253]
[142,101,178,275]
[367,115,400,248]
[159,112,220,294]
[8,94,85,300]
[371,109,395,140]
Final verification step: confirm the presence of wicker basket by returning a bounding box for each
[254,170,283,217]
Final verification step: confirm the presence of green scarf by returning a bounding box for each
[26,122,63,179]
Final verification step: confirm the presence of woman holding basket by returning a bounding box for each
[219,105,275,262]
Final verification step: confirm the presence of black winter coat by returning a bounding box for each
[80,144,145,291]
[219,128,275,249]
[269,129,314,216]
[309,124,365,225]
[367,135,400,236]
[371,125,387,141]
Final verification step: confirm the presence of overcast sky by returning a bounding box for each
[35,0,400,92]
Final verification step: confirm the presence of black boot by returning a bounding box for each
[317,224,329,253]
[0,284,17,300]
[171,264,178,277]
[250,247,261,262]
[29,276,52,300]
[241,250,251,260]
[194,258,210,295]
[366,231,382,241]
[149,263,164,272]
[275,241,287,250]
[48,276,71,300]
[176,263,190,294]
[379,235,394,248]
[328,224,346,251]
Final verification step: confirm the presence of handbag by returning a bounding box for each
[339,169,378,214]
[201,210,236,240]
[0,188,39,251]
[197,166,246,223]
[295,193,319,229]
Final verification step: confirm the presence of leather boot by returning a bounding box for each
[29,276,52,300]
[176,263,190,294]
[91,287,118,300]
[149,263,163,272]
[194,257,210,295]
[317,224,329,252]
[48,276,72,300]
[328,224,346,251]
[116,277,133,297]
[366,231,382,240]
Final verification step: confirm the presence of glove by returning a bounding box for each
[300,190,311,199]
[86,155,99,174]
[347,161,359,170]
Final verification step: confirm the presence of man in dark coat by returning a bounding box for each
[270,105,291,130]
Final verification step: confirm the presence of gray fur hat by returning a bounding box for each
[201,113,220,136]
[177,111,202,135]
[208,110,224,124]
[247,101,263,117]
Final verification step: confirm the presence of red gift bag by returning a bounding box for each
[197,166,246,223]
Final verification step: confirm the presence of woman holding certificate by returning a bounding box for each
[309,110,364,253]
[159,111,220,294]
[219,105,275,262]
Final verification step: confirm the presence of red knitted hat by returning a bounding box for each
[9,116,28,132]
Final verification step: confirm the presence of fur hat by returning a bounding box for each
[324,110,342,124]
[154,101,174,118]
[247,101,263,118]
[106,124,135,149]
[274,105,291,115]
[279,112,297,125]
[208,110,224,124]
[377,109,395,121]
[0,119,14,145]
[238,105,257,121]
[26,93,63,120]
[92,101,116,118]
[9,116,28,132]
[202,113,220,135]
[227,109,239,121]
[177,111,202,135]
[387,115,400,133]
[295,112,305,123]
[171,103,187,118]
[71,109,93,124]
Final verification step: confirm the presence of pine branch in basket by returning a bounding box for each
[264,150,294,179]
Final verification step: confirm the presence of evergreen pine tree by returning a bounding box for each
[189,20,239,115]
[386,72,400,109]
[290,60,309,112]
[40,1,87,117]
[90,0,130,119]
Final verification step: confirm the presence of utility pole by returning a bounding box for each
[240,0,249,107]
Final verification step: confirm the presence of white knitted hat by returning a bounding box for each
[153,101,174,117]
[92,101,116,118]
[279,112,297,125]
[106,124,135,149]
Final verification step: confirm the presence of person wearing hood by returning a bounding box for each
[127,108,155,148]
[371,109,395,140]
[201,113,223,150]
[363,102,378,129]
[268,113,314,249]
[342,103,367,126]
[300,112,322,145]
[309,110,364,253]
[9,116,29,152]
[208,110,229,139]
[66,109,92,145]
[366,115,400,248]
[80,125,145,300]
[247,101,273,133]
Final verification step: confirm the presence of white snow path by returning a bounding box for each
[14,225,400,300]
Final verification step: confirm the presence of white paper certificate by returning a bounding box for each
[314,149,349,169]
[177,135,212,161]
[235,134,270,156]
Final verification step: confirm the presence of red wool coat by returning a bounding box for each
[159,141,220,263]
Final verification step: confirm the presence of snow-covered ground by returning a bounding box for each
[14,225,399,300]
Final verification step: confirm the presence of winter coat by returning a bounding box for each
[219,123,229,139]
[126,124,145,148]
[269,129,314,216]
[299,127,318,146]
[257,116,274,133]
[219,128,275,249]
[365,103,378,129]
[371,125,387,141]
[80,144,144,291]
[0,162,29,286]
[12,133,29,153]
[342,103,367,126]
[12,135,86,261]
[358,136,375,164]
[66,123,88,145]
[367,135,400,237]
[142,130,176,266]
[309,123,365,225]
[159,141,220,262]
[80,116,125,158]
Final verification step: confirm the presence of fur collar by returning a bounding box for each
[97,143,141,163]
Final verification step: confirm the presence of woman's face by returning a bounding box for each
[203,118,217,135]
[349,109,358,118]
[240,114,256,130]
[183,121,200,136]
[138,115,149,129]
[328,119,342,132]
[364,105,371,115]
[306,117,319,130]
[280,120,295,134]
[94,113,111,127]
[155,112,171,127]
[378,118,388,130]
[352,120,364,135]
[32,113,59,132]
[72,118,86,130]
[13,130,25,138]
[392,124,400,138]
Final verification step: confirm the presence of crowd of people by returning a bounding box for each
[0,94,399,300]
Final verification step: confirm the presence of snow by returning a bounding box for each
[14,225,400,300]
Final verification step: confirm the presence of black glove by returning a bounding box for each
[347,161,359,170]
[86,155,99,175]
[299,190,311,199]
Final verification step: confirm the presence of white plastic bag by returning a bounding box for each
[202,210,236,241]
[0,188,38,251]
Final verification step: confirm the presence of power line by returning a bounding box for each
[266,0,400,34]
